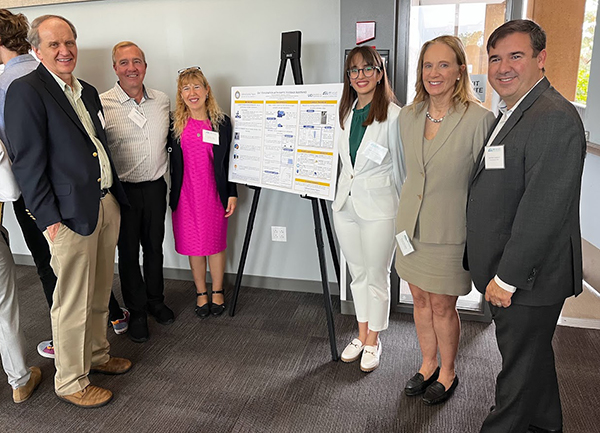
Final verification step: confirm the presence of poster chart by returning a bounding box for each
[229,83,343,201]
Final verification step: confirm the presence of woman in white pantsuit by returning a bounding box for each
[333,46,405,372]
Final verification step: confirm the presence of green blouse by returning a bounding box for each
[349,103,370,166]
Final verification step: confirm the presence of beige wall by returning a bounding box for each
[527,0,587,101]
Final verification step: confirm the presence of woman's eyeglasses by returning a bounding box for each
[346,66,381,79]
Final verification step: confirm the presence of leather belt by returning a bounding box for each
[100,188,110,199]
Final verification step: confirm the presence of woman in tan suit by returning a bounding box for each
[396,36,495,405]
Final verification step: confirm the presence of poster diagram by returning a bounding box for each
[229,83,343,201]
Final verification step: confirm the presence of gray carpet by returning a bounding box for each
[0,265,598,433]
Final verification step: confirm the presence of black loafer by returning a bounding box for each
[422,375,459,405]
[128,313,149,343]
[195,292,210,319]
[147,303,175,325]
[405,367,440,396]
[210,290,226,316]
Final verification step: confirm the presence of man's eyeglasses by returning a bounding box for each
[178,66,202,75]
[347,66,381,79]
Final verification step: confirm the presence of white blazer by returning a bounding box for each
[332,102,405,220]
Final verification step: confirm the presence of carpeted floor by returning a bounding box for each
[1,265,598,433]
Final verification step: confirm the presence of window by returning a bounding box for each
[576,0,598,104]
[407,1,507,110]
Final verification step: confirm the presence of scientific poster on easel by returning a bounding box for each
[229,83,343,201]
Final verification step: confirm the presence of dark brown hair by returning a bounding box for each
[0,9,31,55]
[487,19,546,56]
[338,46,397,129]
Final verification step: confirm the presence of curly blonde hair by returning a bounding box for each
[173,68,224,139]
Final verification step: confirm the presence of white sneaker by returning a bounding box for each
[37,339,55,359]
[360,339,382,372]
[341,338,364,363]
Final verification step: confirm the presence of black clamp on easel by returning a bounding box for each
[229,30,340,361]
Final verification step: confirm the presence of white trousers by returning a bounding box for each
[333,197,396,332]
[0,225,31,389]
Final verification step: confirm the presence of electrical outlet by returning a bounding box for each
[271,226,287,242]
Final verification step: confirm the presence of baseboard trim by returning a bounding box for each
[557,316,600,330]
[13,254,339,296]
[582,239,600,292]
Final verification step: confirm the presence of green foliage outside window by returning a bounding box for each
[576,1,598,104]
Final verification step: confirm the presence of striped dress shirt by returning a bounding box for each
[100,83,170,183]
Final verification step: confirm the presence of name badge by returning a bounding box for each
[203,129,219,145]
[396,230,415,256]
[97,110,106,129]
[484,145,505,170]
[363,141,388,165]
[128,108,147,128]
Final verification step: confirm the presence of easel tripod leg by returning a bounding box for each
[319,198,340,284]
[311,198,339,361]
[229,187,261,317]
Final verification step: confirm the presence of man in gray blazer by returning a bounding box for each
[466,20,586,433]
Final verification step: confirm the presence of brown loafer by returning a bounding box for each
[13,366,42,403]
[57,384,113,408]
[90,357,132,375]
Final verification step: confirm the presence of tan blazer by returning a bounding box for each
[332,102,405,221]
[396,101,495,244]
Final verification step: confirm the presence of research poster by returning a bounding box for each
[229,83,343,201]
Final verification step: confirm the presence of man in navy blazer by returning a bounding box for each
[5,15,131,408]
[466,20,586,433]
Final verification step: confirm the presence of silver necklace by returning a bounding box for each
[426,111,445,123]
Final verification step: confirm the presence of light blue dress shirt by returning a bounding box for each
[0,54,39,146]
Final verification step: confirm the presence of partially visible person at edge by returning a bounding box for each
[333,46,405,373]
[4,15,132,408]
[0,138,43,404]
[395,35,495,405]
[170,67,237,319]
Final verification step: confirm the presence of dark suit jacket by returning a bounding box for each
[465,78,586,306]
[4,64,128,236]
[169,114,237,211]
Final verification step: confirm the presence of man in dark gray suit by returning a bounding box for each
[466,20,586,433]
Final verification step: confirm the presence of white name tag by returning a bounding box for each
[97,110,106,129]
[396,230,415,256]
[484,145,505,170]
[128,108,147,128]
[203,129,219,145]
[363,141,388,165]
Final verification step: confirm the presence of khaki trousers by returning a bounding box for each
[44,194,120,395]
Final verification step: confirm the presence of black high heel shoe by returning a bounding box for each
[210,290,226,316]
[195,292,210,318]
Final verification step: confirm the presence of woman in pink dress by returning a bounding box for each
[169,67,237,318]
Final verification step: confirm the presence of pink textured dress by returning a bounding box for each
[172,118,228,256]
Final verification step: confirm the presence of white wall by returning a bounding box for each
[4,0,342,282]
[581,0,600,250]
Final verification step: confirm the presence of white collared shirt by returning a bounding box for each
[100,83,170,183]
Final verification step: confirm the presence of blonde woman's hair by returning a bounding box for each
[413,35,478,111]
[173,68,224,139]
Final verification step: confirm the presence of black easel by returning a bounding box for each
[229,31,340,361]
